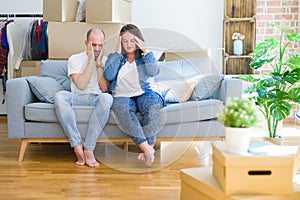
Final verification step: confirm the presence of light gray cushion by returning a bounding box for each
[190,74,224,101]
[153,79,196,103]
[26,76,64,103]
[40,60,71,91]
[24,99,223,126]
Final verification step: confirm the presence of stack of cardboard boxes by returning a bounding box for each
[18,0,132,77]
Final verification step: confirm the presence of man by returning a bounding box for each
[54,28,113,167]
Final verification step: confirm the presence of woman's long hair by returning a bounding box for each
[119,24,144,57]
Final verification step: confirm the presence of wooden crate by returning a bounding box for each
[224,56,253,74]
[223,20,256,57]
[223,0,256,75]
[224,0,256,18]
[212,143,297,195]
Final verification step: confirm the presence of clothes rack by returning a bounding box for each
[0,14,43,18]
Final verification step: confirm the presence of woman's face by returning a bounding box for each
[121,31,137,54]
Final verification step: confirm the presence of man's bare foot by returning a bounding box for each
[84,149,99,168]
[74,145,85,166]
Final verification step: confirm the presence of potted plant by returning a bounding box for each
[237,23,300,139]
[217,98,258,154]
[232,32,245,56]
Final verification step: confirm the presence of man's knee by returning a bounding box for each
[99,93,113,106]
[54,90,70,104]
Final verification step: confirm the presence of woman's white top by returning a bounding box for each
[114,61,144,97]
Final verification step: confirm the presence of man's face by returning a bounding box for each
[86,32,105,58]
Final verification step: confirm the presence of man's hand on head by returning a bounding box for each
[96,47,104,65]
[86,42,94,62]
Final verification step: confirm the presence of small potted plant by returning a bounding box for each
[232,32,245,56]
[217,98,258,154]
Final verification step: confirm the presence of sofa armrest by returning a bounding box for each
[6,77,36,138]
[217,78,242,105]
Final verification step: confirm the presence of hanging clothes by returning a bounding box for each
[38,22,48,60]
[7,19,30,79]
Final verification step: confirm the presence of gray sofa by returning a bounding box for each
[7,58,242,161]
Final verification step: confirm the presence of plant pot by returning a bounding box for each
[264,137,283,145]
[233,39,243,55]
[225,127,251,155]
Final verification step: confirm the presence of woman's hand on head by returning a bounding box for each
[135,36,146,52]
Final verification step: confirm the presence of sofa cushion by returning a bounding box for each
[26,76,64,103]
[24,99,223,126]
[190,74,224,101]
[25,103,94,123]
[160,99,223,125]
[40,60,71,91]
[153,79,196,103]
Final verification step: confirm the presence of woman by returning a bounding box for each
[104,24,164,166]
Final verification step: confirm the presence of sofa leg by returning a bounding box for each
[18,139,29,162]
[123,142,128,151]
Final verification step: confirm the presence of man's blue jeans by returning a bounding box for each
[54,91,113,151]
[111,91,164,146]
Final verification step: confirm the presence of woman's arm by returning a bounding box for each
[142,52,159,77]
[103,52,122,81]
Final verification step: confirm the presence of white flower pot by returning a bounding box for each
[233,39,243,55]
[225,127,250,155]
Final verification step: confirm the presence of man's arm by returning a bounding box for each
[97,65,110,92]
[70,43,95,90]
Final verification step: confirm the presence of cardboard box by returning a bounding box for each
[180,167,300,200]
[15,61,40,78]
[43,0,79,22]
[48,22,124,59]
[164,50,208,61]
[212,143,297,195]
[86,0,132,23]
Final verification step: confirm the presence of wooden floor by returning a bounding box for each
[0,116,299,200]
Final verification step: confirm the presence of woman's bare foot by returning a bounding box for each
[84,149,99,168]
[74,144,85,166]
[138,150,155,166]
[138,142,155,166]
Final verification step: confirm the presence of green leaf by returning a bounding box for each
[283,68,300,84]
[288,52,300,59]
[235,75,260,82]
[270,22,295,32]
[269,100,291,120]
[288,87,300,103]
[285,31,300,43]
[285,57,300,69]
[250,38,278,69]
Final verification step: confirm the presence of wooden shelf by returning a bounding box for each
[224,16,256,23]
[222,0,256,75]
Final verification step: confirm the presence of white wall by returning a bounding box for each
[0,0,224,72]
[0,0,42,14]
[132,0,223,73]
[132,0,223,50]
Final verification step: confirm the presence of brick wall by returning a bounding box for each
[256,0,300,123]
[256,0,299,45]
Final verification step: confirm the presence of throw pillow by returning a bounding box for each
[190,74,224,101]
[26,76,64,103]
[154,79,196,103]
